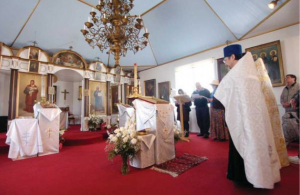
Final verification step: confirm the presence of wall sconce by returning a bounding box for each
[268,0,279,9]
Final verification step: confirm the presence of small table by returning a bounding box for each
[6,118,42,160]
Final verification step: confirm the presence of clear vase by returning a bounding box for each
[121,155,130,175]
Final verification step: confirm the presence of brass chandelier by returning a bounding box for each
[81,0,150,66]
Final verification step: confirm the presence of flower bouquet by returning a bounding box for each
[106,117,141,175]
[88,115,102,130]
[173,123,182,144]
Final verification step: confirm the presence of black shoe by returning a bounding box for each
[197,133,204,136]
[203,134,209,138]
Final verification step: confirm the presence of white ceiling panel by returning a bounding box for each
[0,0,39,45]
[85,0,165,15]
[142,0,237,64]
[206,0,288,39]
[244,0,299,39]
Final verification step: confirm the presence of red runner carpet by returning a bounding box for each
[0,125,298,195]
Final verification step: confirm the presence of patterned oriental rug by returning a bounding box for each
[151,153,208,177]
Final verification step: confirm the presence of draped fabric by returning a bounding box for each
[117,104,135,128]
[133,99,175,164]
[215,52,281,189]
[6,119,43,160]
[255,58,289,167]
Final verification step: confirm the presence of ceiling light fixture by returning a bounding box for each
[81,0,150,67]
[268,0,279,9]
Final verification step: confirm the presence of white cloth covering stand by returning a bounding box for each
[133,99,175,165]
[130,134,156,168]
[34,104,61,156]
[117,104,135,128]
[6,118,43,160]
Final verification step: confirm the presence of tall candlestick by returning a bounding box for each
[134,63,137,88]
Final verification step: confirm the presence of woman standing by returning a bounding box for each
[209,80,228,141]
[176,89,192,137]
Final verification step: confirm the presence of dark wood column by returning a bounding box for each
[47,73,53,102]
[8,69,19,120]
[106,81,111,115]
[84,78,89,117]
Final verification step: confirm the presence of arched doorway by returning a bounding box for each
[54,69,84,129]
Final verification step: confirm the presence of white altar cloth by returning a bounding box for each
[34,104,61,156]
[60,111,69,130]
[6,118,42,160]
[117,104,135,128]
[133,99,175,164]
[130,134,156,168]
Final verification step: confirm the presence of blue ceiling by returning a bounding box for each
[0,0,297,67]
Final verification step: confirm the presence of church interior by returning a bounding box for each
[0,0,299,194]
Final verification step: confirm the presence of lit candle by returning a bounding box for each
[124,15,127,19]
[88,17,90,22]
[139,15,141,19]
[134,63,137,88]
[92,8,94,12]
[138,80,141,94]
[103,13,106,18]
[98,0,100,5]
[145,28,148,33]
[84,25,86,30]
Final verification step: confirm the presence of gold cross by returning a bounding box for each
[46,128,53,138]
[61,89,69,100]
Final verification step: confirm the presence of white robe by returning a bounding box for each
[215,52,281,189]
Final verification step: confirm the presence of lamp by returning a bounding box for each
[81,0,150,67]
[268,0,279,9]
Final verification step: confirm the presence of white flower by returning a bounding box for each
[111,137,118,142]
[114,129,120,133]
[131,138,137,145]
[116,133,121,137]
[123,136,129,143]
[120,127,125,132]
[109,134,114,139]
[114,149,118,153]
[130,132,136,138]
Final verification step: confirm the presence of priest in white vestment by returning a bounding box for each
[215,44,281,189]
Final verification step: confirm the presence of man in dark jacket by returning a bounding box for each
[191,82,210,138]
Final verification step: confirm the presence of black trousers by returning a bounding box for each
[184,121,189,136]
[195,106,210,135]
[227,134,251,185]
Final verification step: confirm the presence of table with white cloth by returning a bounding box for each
[6,118,43,160]
[130,134,156,168]
[133,99,175,165]
[34,104,61,156]
[60,111,68,129]
[117,104,135,127]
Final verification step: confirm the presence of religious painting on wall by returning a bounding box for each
[144,79,156,97]
[29,47,39,60]
[158,81,170,102]
[246,40,285,87]
[111,85,120,114]
[217,58,229,81]
[78,86,82,101]
[29,61,39,73]
[53,51,84,69]
[89,81,106,115]
[17,73,47,117]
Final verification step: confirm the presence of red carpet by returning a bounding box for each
[63,125,108,146]
[0,126,299,195]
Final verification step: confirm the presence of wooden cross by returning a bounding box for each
[61,89,69,100]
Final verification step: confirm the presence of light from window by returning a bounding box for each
[175,59,215,97]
